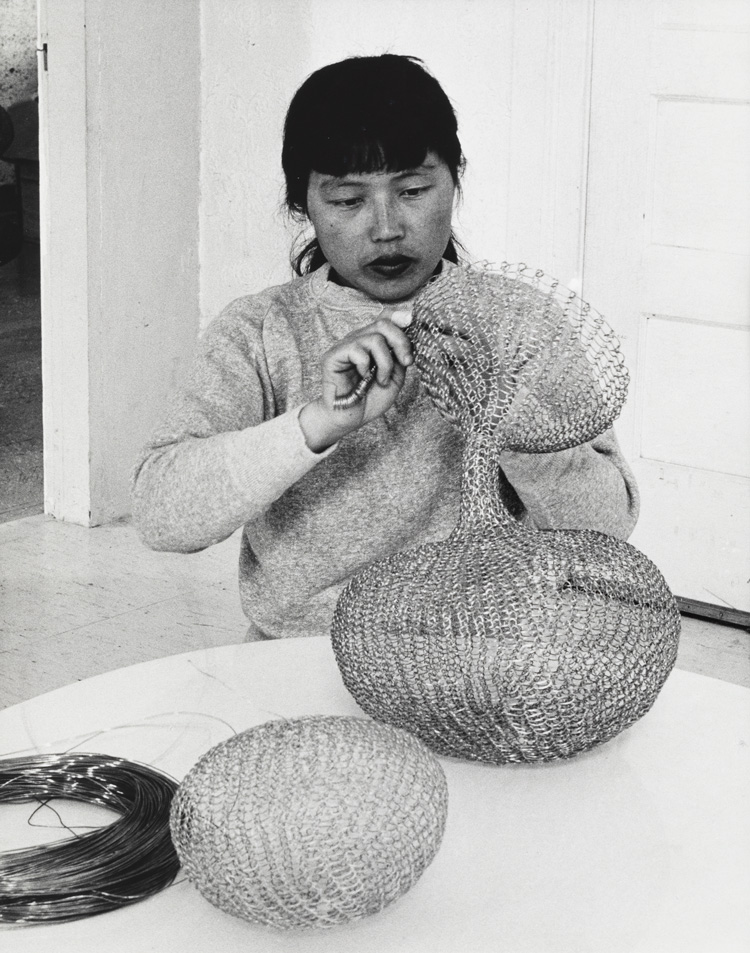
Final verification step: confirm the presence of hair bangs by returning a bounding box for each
[310,131,432,180]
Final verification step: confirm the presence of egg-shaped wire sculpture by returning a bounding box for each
[170,715,448,929]
[331,264,681,764]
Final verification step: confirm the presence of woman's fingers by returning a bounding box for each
[318,316,415,420]
[356,320,413,370]
[390,309,413,330]
[335,343,375,382]
[381,319,414,367]
[368,335,398,386]
[328,321,413,385]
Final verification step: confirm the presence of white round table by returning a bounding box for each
[1,637,748,952]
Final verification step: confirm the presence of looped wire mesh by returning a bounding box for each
[170,716,448,929]
[408,263,629,452]
[331,264,681,764]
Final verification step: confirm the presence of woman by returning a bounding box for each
[131,54,638,640]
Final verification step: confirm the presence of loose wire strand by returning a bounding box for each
[2,709,238,760]
[0,752,180,924]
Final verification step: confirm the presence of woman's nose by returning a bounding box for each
[369,198,405,242]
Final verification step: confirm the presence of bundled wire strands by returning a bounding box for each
[0,752,181,924]
[332,264,681,764]
[332,364,377,409]
[171,715,448,929]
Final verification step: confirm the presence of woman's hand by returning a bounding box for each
[299,311,413,452]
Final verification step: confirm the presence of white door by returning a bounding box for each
[583,0,750,618]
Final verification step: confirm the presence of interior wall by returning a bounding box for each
[85,0,201,523]
[199,0,515,327]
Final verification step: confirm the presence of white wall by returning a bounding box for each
[85,1,201,522]
[200,0,516,326]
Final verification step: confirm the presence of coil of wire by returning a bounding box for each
[0,752,180,924]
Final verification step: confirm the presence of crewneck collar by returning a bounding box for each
[308,261,453,314]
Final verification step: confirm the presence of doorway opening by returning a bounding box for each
[0,3,42,523]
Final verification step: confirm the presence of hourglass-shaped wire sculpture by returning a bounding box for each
[331,264,681,764]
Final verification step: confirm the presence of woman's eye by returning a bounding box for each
[332,197,362,209]
[402,186,429,198]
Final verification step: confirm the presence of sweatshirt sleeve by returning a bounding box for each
[498,428,640,540]
[131,307,335,553]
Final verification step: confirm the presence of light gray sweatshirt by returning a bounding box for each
[131,265,639,640]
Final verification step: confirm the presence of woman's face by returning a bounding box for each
[305,151,456,303]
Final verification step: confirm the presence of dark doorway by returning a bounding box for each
[0,95,42,522]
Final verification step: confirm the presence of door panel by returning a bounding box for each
[640,318,750,477]
[585,0,750,612]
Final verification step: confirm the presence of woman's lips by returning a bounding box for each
[367,255,414,278]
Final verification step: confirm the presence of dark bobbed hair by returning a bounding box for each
[282,54,466,275]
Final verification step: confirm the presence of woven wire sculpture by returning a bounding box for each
[0,753,180,924]
[170,715,448,929]
[331,264,681,764]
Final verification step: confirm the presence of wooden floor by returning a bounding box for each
[1,513,748,710]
